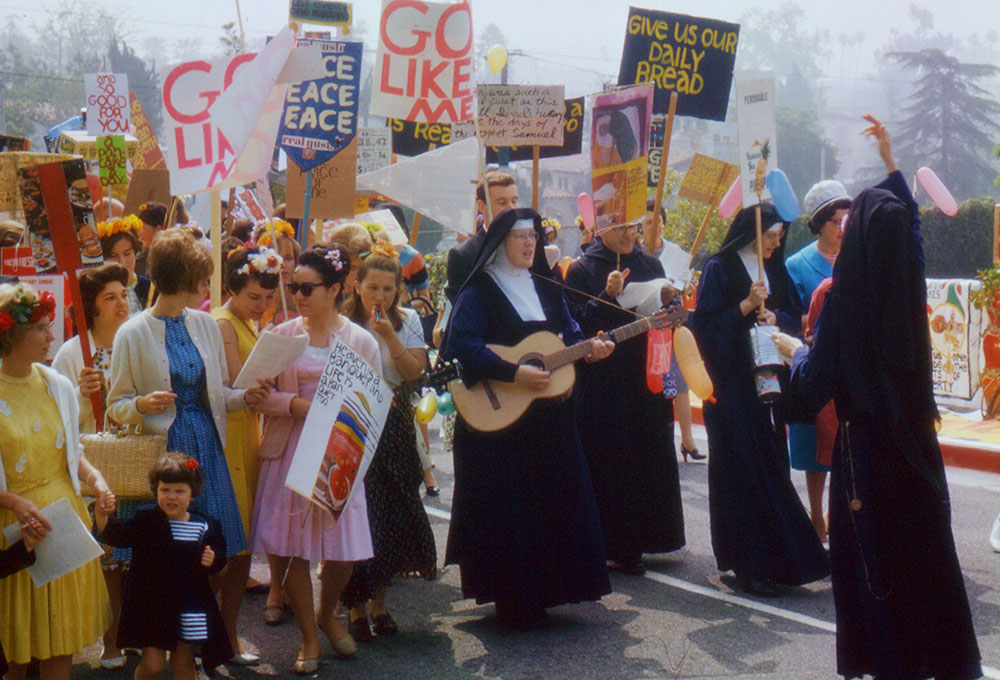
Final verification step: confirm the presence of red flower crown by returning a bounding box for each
[0,290,56,337]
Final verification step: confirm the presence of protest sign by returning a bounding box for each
[123,169,171,217]
[371,0,474,124]
[357,127,392,174]
[0,152,73,212]
[286,338,393,519]
[129,91,165,170]
[678,153,739,205]
[387,118,473,156]
[647,116,667,188]
[0,135,30,152]
[97,135,128,186]
[927,279,981,401]
[358,137,478,235]
[285,138,357,220]
[1,247,34,277]
[477,85,565,147]
[735,76,777,206]
[234,188,268,224]
[54,130,138,163]
[84,73,130,135]
[485,97,583,163]
[289,0,352,27]
[617,8,739,121]
[279,39,363,172]
[590,84,654,230]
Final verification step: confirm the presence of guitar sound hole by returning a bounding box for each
[522,358,545,370]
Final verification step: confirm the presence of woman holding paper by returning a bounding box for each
[0,282,113,680]
[211,244,280,665]
[249,244,379,673]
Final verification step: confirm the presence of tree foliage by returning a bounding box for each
[652,168,731,268]
[776,108,840,203]
[920,197,997,278]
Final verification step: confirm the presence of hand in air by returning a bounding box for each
[861,114,898,173]
[605,268,631,298]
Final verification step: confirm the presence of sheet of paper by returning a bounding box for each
[2,497,103,587]
[233,330,309,389]
[659,241,694,291]
[617,278,669,316]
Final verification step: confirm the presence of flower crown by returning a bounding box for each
[0,290,56,337]
[97,214,143,240]
[324,247,344,271]
[364,241,398,260]
[237,247,283,277]
[360,222,382,238]
[541,217,561,231]
[257,219,295,247]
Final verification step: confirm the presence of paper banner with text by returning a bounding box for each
[927,279,981,401]
[371,0,474,123]
[84,73,130,135]
[0,135,30,152]
[0,152,74,212]
[163,29,325,194]
[476,84,565,147]
[678,153,739,205]
[286,138,358,220]
[285,337,392,520]
[279,39,362,172]
[735,76,777,206]
[617,8,739,121]
[358,137,478,235]
[55,130,138,163]
[129,91,165,170]
[233,188,268,224]
[485,97,583,163]
[590,83,654,230]
[357,127,392,174]
[387,118,473,156]
[123,169,171,217]
[97,135,128,186]
[289,0,352,27]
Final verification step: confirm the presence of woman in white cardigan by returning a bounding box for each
[108,230,267,565]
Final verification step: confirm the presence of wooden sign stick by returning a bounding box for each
[531,145,540,211]
[474,117,493,229]
[409,213,423,246]
[687,172,729,267]
[210,190,222,308]
[651,92,679,252]
[755,202,765,315]
[299,169,313,250]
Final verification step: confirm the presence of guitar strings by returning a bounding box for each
[529,271,645,319]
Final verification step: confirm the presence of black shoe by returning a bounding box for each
[372,612,398,637]
[608,558,646,576]
[735,574,779,597]
[348,615,373,642]
[425,484,440,497]
[681,445,707,462]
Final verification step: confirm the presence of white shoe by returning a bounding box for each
[99,656,126,670]
[990,512,1000,552]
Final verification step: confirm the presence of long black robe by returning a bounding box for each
[442,208,611,614]
[691,204,829,586]
[789,171,981,680]
[564,241,685,561]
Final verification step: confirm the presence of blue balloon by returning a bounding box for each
[765,169,800,222]
[436,391,456,416]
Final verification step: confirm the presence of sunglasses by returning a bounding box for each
[287,281,329,296]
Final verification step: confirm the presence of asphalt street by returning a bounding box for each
[70,421,1000,680]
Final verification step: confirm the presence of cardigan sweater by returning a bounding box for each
[107,309,246,447]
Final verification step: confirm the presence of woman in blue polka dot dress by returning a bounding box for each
[108,230,269,559]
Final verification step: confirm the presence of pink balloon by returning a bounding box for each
[717,176,742,219]
[917,167,958,217]
[577,193,595,229]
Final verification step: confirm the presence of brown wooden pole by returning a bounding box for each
[409,212,423,246]
[531,145,540,211]
[688,204,716,268]
[755,203,765,315]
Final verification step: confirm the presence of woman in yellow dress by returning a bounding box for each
[0,282,113,680]
[212,245,280,664]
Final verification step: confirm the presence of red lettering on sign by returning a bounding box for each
[434,3,472,59]
[380,0,431,55]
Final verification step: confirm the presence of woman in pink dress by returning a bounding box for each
[250,245,380,674]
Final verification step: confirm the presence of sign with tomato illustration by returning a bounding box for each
[926,279,981,401]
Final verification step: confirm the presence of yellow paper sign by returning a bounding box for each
[678,153,739,206]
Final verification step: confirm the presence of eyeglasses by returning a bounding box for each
[288,281,328,296]
[508,230,539,243]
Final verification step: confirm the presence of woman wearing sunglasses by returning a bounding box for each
[249,244,380,674]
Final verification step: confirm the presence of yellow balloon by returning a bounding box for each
[486,45,508,75]
[416,392,438,423]
[673,327,714,402]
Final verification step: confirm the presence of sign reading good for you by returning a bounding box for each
[617,8,739,121]
[84,73,131,134]
[370,0,475,123]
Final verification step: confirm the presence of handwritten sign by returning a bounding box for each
[55,130,138,163]
[280,40,362,172]
[289,0,352,27]
[371,0,474,124]
[678,153,739,205]
[84,73,130,135]
[97,135,128,186]
[129,92,165,170]
[590,84,654,230]
[927,279,981,401]
[485,97,584,163]
[617,8,739,121]
[357,127,392,174]
[285,138,357,220]
[476,85,565,147]
[735,77,777,206]
[285,338,392,519]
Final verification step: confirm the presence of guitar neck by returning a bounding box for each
[542,317,654,371]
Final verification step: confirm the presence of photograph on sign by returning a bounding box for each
[735,77,777,206]
[590,84,654,229]
[84,73,130,135]
[485,97,584,163]
[617,8,739,121]
[0,152,74,213]
[356,127,392,175]
[371,0,474,124]
[678,153,739,206]
[477,84,565,147]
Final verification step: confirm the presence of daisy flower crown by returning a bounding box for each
[237,247,283,276]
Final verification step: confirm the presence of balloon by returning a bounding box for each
[436,391,456,416]
[717,177,742,219]
[416,391,438,423]
[917,167,958,217]
[577,193,595,229]
[673,326,714,402]
[486,45,508,75]
[765,169,800,222]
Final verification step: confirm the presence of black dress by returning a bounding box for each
[564,241,685,563]
[788,172,981,679]
[99,506,232,676]
[0,540,35,676]
[442,208,611,620]
[691,204,829,587]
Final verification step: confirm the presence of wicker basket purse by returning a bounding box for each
[80,422,167,499]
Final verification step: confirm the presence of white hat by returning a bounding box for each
[804,180,850,222]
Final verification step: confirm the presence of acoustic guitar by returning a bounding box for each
[448,304,688,433]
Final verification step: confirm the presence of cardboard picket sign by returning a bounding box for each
[735,76,777,206]
[129,91,166,170]
[285,138,358,220]
[370,0,475,124]
[84,73,130,135]
[617,8,739,121]
[678,153,739,205]
[123,169,171,217]
[476,85,565,147]
[485,97,584,163]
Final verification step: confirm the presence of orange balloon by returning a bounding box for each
[673,326,713,402]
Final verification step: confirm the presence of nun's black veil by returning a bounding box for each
[712,202,792,310]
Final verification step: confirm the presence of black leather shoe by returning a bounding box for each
[608,558,646,576]
[348,615,373,642]
[735,574,779,597]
